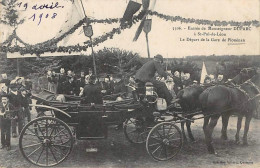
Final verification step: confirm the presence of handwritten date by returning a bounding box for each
[29,13,57,25]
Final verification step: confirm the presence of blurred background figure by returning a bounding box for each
[192,80,198,86]
[76,71,85,96]
[57,68,67,94]
[216,74,224,84]
[204,75,211,85]
[173,71,182,95]
[209,74,215,83]
[85,68,93,84]
[182,73,192,88]
[47,70,57,93]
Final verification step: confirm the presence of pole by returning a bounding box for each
[79,0,97,77]
[17,58,20,76]
[90,37,97,77]
[15,38,20,76]
[145,33,150,58]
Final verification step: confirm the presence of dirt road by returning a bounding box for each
[0,116,259,168]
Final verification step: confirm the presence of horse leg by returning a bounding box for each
[203,116,210,136]
[243,115,252,145]
[235,115,243,144]
[221,114,230,140]
[181,121,188,143]
[204,115,220,154]
[186,119,195,142]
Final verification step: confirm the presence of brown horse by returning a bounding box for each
[176,67,257,143]
[199,70,260,154]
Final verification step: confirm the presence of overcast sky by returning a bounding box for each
[2,0,260,58]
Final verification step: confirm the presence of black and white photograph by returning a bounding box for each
[0,0,259,167]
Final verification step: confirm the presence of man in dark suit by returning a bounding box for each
[81,75,103,105]
[0,94,17,151]
[135,54,174,105]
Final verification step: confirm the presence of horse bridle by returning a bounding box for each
[245,80,260,101]
[238,78,260,102]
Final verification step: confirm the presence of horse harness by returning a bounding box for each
[236,79,260,102]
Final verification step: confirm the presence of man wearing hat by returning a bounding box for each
[81,75,103,105]
[0,94,17,150]
[135,54,174,105]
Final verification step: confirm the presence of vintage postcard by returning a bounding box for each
[0,0,259,168]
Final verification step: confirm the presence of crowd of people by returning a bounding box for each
[0,74,32,151]
[46,68,115,103]
[0,54,227,151]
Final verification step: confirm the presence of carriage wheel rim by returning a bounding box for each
[146,122,183,161]
[19,116,73,167]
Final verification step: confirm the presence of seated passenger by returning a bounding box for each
[81,76,103,105]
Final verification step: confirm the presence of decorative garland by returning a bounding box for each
[0,11,145,56]
[149,11,260,27]
[1,9,259,56]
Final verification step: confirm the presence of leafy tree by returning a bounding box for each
[0,0,24,27]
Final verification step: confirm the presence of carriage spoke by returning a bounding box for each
[148,142,161,147]
[167,125,173,136]
[51,145,66,157]
[27,146,42,158]
[49,124,56,137]
[52,128,66,139]
[156,130,163,139]
[162,124,165,136]
[167,131,177,138]
[23,142,42,149]
[140,129,150,135]
[127,129,138,135]
[27,128,43,140]
[164,145,168,159]
[46,145,49,166]
[158,145,164,158]
[49,146,58,163]
[152,144,162,154]
[36,147,45,164]
[150,136,161,142]
[36,122,46,138]
[169,138,181,142]
[46,119,49,137]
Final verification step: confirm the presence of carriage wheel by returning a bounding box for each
[19,116,73,167]
[146,122,183,161]
[123,118,151,144]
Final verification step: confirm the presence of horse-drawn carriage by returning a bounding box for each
[19,68,260,166]
[20,83,185,166]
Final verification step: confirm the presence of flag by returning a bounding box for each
[57,0,86,46]
[121,0,142,23]
[200,62,208,84]
[133,0,157,41]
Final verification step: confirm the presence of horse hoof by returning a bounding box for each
[221,135,228,140]
[235,140,240,145]
[243,142,248,146]
[189,138,196,143]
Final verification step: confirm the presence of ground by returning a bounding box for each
[0,114,259,168]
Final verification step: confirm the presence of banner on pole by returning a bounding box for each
[143,19,152,33]
[83,25,93,37]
